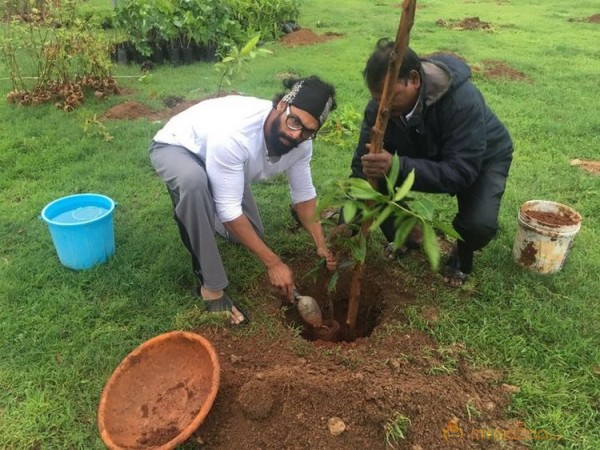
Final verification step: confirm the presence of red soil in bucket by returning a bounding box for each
[97,331,220,450]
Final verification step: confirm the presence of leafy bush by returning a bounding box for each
[0,0,119,110]
[114,0,300,59]
[226,0,300,42]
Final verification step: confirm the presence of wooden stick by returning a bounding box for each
[345,0,417,341]
[369,0,417,159]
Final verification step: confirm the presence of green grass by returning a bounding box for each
[384,413,411,449]
[1,0,599,448]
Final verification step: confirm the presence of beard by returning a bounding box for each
[266,115,300,157]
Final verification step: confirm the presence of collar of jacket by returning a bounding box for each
[405,61,452,132]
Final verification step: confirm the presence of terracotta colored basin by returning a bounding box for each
[98,331,220,450]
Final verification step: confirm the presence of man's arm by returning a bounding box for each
[293,198,337,270]
[224,214,295,300]
[359,88,487,194]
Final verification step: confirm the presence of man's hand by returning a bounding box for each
[361,144,393,178]
[266,259,295,301]
[317,246,337,271]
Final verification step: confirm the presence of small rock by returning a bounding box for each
[230,354,243,364]
[354,373,364,381]
[483,401,496,411]
[502,383,520,394]
[238,380,274,420]
[412,445,424,450]
[388,359,401,370]
[255,372,265,380]
[327,417,346,436]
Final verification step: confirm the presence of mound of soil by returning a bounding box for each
[280,29,344,47]
[569,13,600,23]
[587,13,600,23]
[102,93,237,122]
[436,17,493,31]
[187,255,528,449]
[477,60,528,82]
[570,159,600,175]
[103,100,156,120]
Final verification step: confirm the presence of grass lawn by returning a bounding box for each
[1,0,599,448]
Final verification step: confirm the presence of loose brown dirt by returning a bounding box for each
[436,17,493,31]
[280,29,344,47]
[102,93,239,121]
[524,209,580,227]
[568,13,600,23]
[587,13,600,23]
[570,159,600,175]
[479,60,528,82]
[184,253,529,449]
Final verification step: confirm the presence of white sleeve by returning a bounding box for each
[287,145,317,205]
[205,134,247,223]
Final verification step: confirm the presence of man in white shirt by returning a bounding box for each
[150,76,337,325]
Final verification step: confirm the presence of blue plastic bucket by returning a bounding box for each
[41,193,116,270]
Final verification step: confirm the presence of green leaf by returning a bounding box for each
[342,201,358,223]
[240,34,260,57]
[302,258,326,283]
[393,217,418,249]
[410,198,435,220]
[349,234,367,263]
[393,169,415,202]
[432,219,462,240]
[369,204,393,232]
[421,222,440,271]
[386,154,401,194]
[348,187,384,201]
[327,271,339,294]
[344,177,375,191]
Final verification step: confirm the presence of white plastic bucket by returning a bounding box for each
[513,200,582,274]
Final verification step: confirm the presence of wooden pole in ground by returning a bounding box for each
[345,0,417,341]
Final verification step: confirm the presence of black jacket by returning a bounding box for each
[350,54,513,194]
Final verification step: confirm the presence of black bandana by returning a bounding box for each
[282,78,334,125]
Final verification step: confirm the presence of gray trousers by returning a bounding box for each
[149,141,264,290]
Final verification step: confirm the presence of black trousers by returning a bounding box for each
[381,157,512,273]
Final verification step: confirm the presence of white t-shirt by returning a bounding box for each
[153,95,316,223]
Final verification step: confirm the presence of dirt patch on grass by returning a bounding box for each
[436,17,493,31]
[569,14,600,23]
[102,92,240,121]
[280,29,344,47]
[472,60,529,82]
[185,254,527,449]
[587,13,600,23]
[570,159,600,175]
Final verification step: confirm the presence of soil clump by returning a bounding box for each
[570,159,600,175]
[478,60,528,81]
[524,209,579,227]
[436,17,493,31]
[280,29,344,47]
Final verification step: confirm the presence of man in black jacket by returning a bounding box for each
[351,39,513,286]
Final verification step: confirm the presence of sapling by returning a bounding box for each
[214,34,272,94]
[316,154,461,339]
